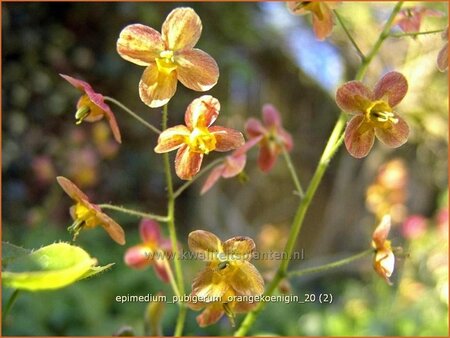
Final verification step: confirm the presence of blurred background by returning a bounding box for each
[2,1,448,336]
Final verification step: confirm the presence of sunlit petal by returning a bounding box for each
[223,236,255,259]
[209,126,244,152]
[372,215,391,249]
[139,63,178,108]
[437,42,448,72]
[154,125,190,153]
[344,115,375,158]
[162,7,202,51]
[117,24,164,66]
[336,81,373,114]
[188,230,222,259]
[373,71,408,107]
[185,95,220,129]
[312,3,334,40]
[229,261,265,296]
[174,145,203,180]
[176,49,219,91]
[375,115,409,148]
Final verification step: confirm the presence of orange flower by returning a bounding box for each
[187,230,264,327]
[124,219,173,282]
[287,2,339,41]
[60,74,121,143]
[117,7,219,108]
[394,7,444,34]
[437,26,448,72]
[200,136,262,194]
[57,176,125,245]
[372,215,395,285]
[246,104,293,172]
[336,71,409,158]
[154,95,244,180]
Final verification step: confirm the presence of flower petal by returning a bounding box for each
[336,81,373,114]
[188,230,222,259]
[192,265,230,298]
[232,136,263,157]
[124,245,153,268]
[229,261,264,296]
[262,104,281,127]
[56,176,89,202]
[223,236,255,259]
[60,74,92,92]
[372,215,392,249]
[245,118,266,138]
[200,164,225,195]
[185,95,220,129]
[196,303,224,327]
[222,154,246,178]
[153,258,170,283]
[373,72,408,108]
[97,212,126,245]
[117,24,164,66]
[139,63,178,108]
[154,125,190,153]
[258,141,278,172]
[344,115,375,158]
[175,145,203,180]
[437,42,448,72]
[176,49,219,91]
[375,114,409,148]
[278,127,294,151]
[374,248,395,285]
[312,3,334,40]
[139,219,161,244]
[209,126,245,152]
[162,7,202,51]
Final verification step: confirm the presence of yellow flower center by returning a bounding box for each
[155,50,177,75]
[366,100,398,128]
[187,127,217,154]
[74,203,98,228]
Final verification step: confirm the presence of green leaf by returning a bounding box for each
[2,242,31,269]
[2,242,113,291]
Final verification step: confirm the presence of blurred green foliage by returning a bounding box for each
[2,1,448,336]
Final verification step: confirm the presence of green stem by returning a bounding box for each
[390,29,445,38]
[2,289,20,323]
[173,158,224,199]
[161,254,181,298]
[234,3,404,336]
[281,144,304,198]
[104,96,161,134]
[355,1,404,81]
[98,204,168,222]
[334,9,365,60]
[288,249,373,278]
[161,104,186,337]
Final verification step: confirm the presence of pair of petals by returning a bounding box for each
[336,71,409,158]
[201,136,262,194]
[60,74,122,143]
[155,96,244,180]
[372,215,395,285]
[287,2,339,40]
[246,104,293,172]
[124,219,172,282]
[117,8,219,108]
[394,7,444,33]
[56,176,125,245]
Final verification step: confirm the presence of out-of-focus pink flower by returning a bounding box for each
[32,156,56,186]
[60,74,122,143]
[200,136,262,194]
[116,7,219,108]
[436,207,449,236]
[394,7,444,34]
[287,2,340,40]
[154,95,244,180]
[402,215,427,239]
[245,104,293,172]
[124,219,173,283]
[57,176,125,245]
[437,26,448,72]
[372,215,395,285]
[336,71,409,158]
